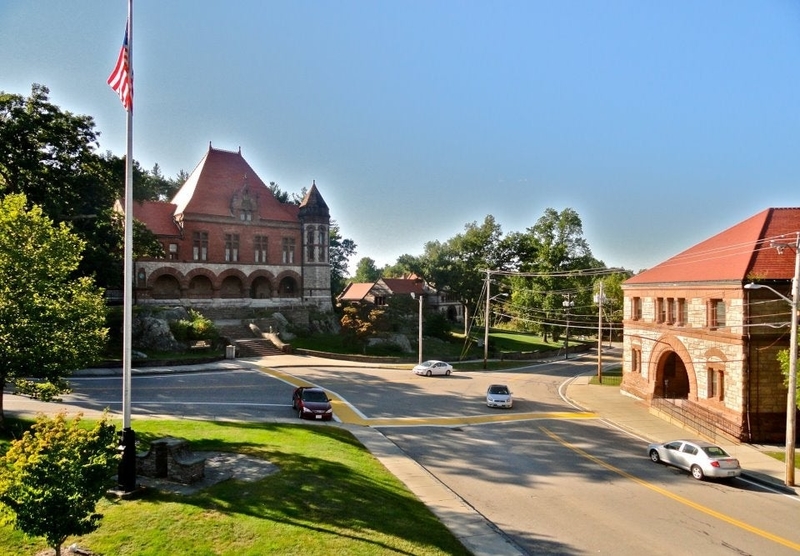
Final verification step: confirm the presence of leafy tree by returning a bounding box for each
[777,350,800,410]
[0,85,167,289]
[354,257,381,283]
[329,221,356,301]
[0,411,119,556]
[508,208,603,341]
[0,194,107,426]
[0,84,113,222]
[339,304,388,352]
[419,215,506,317]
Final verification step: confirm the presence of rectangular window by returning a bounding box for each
[656,298,666,323]
[667,298,676,324]
[677,298,687,326]
[710,299,726,329]
[632,297,642,320]
[632,348,641,373]
[708,368,724,400]
[168,243,179,261]
[282,237,295,264]
[375,296,386,306]
[254,236,268,263]
[224,234,240,262]
[192,231,208,261]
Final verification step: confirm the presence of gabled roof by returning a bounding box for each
[131,201,181,236]
[379,277,426,296]
[170,145,298,222]
[625,207,800,286]
[337,282,374,302]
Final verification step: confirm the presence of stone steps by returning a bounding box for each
[234,338,284,357]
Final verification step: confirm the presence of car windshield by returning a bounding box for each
[702,446,729,458]
[489,386,509,395]
[420,361,435,367]
[303,390,328,403]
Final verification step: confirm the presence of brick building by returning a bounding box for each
[621,207,800,442]
[126,145,332,311]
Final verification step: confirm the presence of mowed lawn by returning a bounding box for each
[0,419,471,556]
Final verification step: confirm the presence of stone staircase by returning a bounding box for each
[215,320,284,358]
[233,338,285,358]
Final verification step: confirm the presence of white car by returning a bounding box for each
[413,360,453,376]
[486,384,513,408]
[647,439,741,480]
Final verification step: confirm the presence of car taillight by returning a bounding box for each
[710,461,720,468]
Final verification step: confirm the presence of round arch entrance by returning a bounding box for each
[654,350,691,399]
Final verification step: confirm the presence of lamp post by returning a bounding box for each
[744,232,800,486]
[562,295,574,360]
[411,292,423,365]
[483,292,508,369]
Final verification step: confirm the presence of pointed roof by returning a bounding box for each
[298,180,330,220]
[379,277,426,296]
[337,282,374,302]
[171,145,298,222]
[625,207,800,286]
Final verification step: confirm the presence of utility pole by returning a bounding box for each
[562,294,574,359]
[483,270,491,369]
[596,281,604,383]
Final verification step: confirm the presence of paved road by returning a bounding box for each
[7,353,800,555]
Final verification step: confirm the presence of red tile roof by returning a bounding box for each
[171,146,298,222]
[380,278,426,296]
[130,201,181,236]
[625,208,800,285]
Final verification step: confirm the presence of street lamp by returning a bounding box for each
[411,292,423,365]
[483,292,508,369]
[744,232,800,486]
[562,295,574,360]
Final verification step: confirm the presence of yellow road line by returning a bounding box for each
[259,366,596,426]
[541,427,800,552]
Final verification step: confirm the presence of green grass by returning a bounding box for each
[0,420,471,556]
[763,450,800,471]
[588,366,622,386]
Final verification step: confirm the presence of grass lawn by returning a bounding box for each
[763,449,800,471]
[0,419,471,556]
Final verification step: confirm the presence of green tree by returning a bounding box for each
[354,257,381,283]
[419,215,506,317]
[0,85,167,289]
[0,194,107,426]
[777,350,800,410]
[0,412,119,555]
[329,221,356,301]
[508,208,603,341]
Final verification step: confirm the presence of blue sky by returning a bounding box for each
[2,1,799,274]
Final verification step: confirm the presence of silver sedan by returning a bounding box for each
[647,439,741,480]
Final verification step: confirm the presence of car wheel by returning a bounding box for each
[691,465,704,480]
[445,369,451,376]
[426,370,432,376]
[649,449,661,463]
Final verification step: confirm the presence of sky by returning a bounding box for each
[2,1,799,275]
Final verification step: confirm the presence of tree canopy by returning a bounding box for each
[0,194,107,425]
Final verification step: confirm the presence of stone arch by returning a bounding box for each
[187,274,214,299]
[649,334,696,401]
[250,274,275,299]
[220,275,245,298]
[276,271,300,298]
[217,269,247,299]
[151,274,182,299]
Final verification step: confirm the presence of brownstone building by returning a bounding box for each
[621,207,800,442]
[126,145,332,311]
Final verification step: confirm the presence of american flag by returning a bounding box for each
[108,26,133,111]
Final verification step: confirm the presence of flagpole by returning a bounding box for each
[119,0,137,492]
